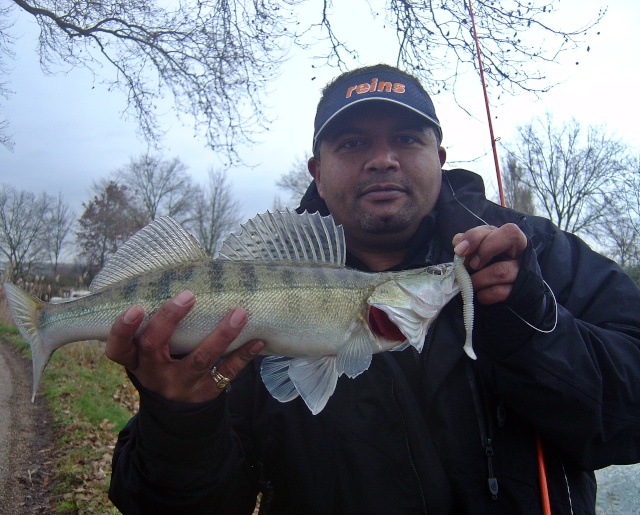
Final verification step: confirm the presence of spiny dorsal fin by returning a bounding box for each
[89,217,209,292]
[216,209,346,265]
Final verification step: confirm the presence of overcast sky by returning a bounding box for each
[1,0,639,225]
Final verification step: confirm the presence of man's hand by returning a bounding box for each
[105,290,264,403]
[452,223,528,305]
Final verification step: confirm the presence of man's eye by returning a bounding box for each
[339,139,363,150]
[397,135,418,144]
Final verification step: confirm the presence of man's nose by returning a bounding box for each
[365,142,399,173]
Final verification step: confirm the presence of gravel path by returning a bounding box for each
[0,341,55,513]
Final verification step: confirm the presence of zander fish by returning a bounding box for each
[3,210,475,414]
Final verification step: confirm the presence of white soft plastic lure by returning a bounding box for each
[454,254,476,360]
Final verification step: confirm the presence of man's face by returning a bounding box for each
[309,103,446,260]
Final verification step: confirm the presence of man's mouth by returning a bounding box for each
[360,183,407,201]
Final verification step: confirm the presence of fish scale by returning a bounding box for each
[2,210,474,414]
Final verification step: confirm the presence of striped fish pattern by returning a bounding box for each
[3,210,474,414]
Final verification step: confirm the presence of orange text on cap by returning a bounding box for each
[345,78,406,98]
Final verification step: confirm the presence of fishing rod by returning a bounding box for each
[466,1,551,513]
[467,0,505,208]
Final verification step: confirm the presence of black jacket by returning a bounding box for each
[109,169,640,514]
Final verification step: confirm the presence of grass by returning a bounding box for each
[41,341,138,514]
[0,296,138,513]
[41,341,135,430]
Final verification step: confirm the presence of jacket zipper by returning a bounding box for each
[466,361,499,500]
[390,325,437,514]
[391,379,428,514]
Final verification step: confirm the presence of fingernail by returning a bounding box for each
[173,290,195,306]
[249,340,264,355]
[123,305,143,324]
[470,255,481,270]
[454,239,470,255]
[229,308,247,328]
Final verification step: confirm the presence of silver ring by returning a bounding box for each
[210,366,232,390]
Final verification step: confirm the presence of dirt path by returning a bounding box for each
[0,340,55,513]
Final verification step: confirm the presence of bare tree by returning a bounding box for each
[0,3,15,149]
[6,0,293,157]
[276,155,312,207]
[601,154,640,268]
[76,180,147,273]
[46,192,75,275]
[620,155,640,237]
[191,169,242,255]
[600,207,639,269]
[119,154,198,223]
[386,0,604,98]
[0,184,51,279]
[506,114,629,236]
[502,155,535,215]
[3,1,604,154]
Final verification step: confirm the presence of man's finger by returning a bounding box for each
[475,284,514,305]
[477,223,527,261]
[214,340,265,382]
[454,224,527,270]
[105,305,144,369]
[183,307,251,375]
[136,290,196,356]
[471,262,518,304]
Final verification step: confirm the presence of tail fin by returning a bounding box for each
[2,283,51,401]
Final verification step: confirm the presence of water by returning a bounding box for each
[595,464,640,514]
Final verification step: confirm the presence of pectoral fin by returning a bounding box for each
[260,355,338,415]
[260,356,300,403]
[260,332,376,415]
[335,326,374,378]
[288,357,339,415]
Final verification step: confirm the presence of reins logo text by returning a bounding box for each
[345,78,406,98]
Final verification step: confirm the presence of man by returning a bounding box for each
[107,64,640,514]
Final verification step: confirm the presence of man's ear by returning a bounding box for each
[438,146,447,166]
[307,157,323,196]
[307,156,318,178]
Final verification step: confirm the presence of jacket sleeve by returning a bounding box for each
[108,372,259,514]
[477,216,640,470]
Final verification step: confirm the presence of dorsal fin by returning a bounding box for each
[89,217,209,292]
[216,209,346,265]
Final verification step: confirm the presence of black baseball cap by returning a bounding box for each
[312,67,442,154]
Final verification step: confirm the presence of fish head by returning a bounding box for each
[367,265,460,352]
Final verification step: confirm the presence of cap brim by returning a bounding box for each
[313,97,442,151]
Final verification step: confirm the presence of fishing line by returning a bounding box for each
[467,0,551,505]
[444,172,558,335]
[444,171,490,227]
